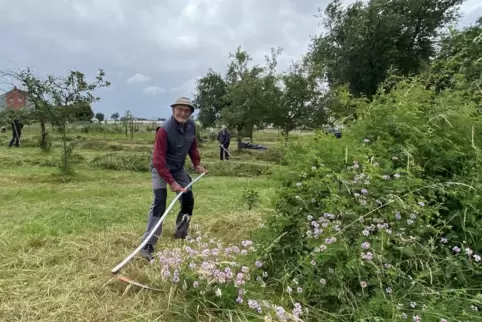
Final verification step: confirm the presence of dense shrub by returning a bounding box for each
[253,76,482,321]
[349,75,482,182]
[349,76,482,247]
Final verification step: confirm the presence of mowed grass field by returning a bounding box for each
[0,126,310,321]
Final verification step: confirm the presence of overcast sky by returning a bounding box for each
[1,0,481,120]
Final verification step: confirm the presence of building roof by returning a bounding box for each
[0,86,27,97]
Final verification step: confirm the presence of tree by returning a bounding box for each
[121,110,135,139]
[428,16,482,98]
[111,112,119,124]
[221,46,282,148]
[95,112,105,122]
[46,69,110,172]
[308,0,465,99]
[193,69,229,128]
[71,102,94,122]
[270,60,320,140]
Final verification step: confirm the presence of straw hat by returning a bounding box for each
[170,97,194,113]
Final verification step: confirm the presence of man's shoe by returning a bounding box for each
[174,214,190,239]
[140,244,154,262]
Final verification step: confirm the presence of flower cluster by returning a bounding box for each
[157,230,260,297]
[153,227,301,321]
[247,299,304,321]
[283,159,482,320]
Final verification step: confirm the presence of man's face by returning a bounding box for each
[172,105,192,123]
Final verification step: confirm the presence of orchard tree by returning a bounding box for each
[258,47,284,130]
[121,110,135,139]
[221,46,282,147]
[193,69,229,128]
[271,60,319,140]
[47,69,110,172]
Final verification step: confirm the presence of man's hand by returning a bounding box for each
[170,181,187,193]
[194,165,208,174]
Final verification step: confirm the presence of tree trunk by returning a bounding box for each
[283,128,289,145]
[40,120,48,151]
[130,119,134,139]
[237,135,242,151]
[236,126,244,150]
[62,124,68,172]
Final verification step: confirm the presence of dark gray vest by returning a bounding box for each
[150,116,196,172]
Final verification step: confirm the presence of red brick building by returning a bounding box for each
[0,87,34,111]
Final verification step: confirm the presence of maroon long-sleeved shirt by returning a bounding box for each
[151,127,201,185]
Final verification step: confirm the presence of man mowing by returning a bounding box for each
[141,97,207,262]
[217,125,231,160]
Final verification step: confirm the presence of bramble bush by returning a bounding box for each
[254,75,482,321]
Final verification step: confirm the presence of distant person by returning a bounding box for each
[217,125,231,160]
[141,97,208,262]
[9,119,23,148]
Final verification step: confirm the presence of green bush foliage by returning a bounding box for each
[254,75,482,321]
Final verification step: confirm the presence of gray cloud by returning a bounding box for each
[0,0,480,119]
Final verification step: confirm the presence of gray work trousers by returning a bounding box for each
[142,165,194,246]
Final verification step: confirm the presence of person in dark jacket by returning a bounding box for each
[140,97,208,262]
[9,119,23,148]
[217,125,231,160]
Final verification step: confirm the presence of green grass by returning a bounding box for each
[0,126,292,321]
